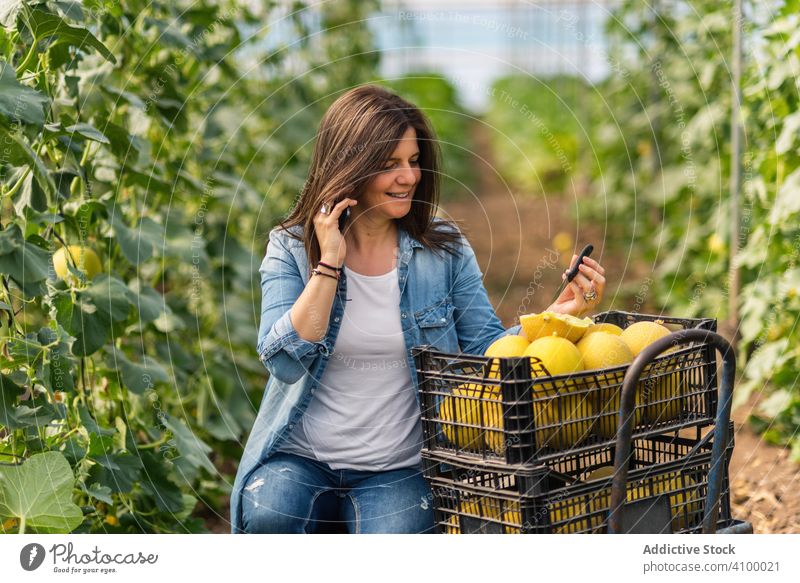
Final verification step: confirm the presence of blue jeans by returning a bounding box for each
[240,452,435,534]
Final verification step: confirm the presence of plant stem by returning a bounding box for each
[136,435,169,450]
[78,358,88,410]
[3,168,30,200]
[2,279,21,336]
[16,40,38,73]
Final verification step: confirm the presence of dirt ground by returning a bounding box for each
[728,399,800,533]
[441,122,799,534]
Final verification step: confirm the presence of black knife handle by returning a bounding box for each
[565,244,594,282]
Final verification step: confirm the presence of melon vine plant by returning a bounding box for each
[0,0,380,533]
[585,0,800,458]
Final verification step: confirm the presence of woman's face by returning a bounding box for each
[356,125,421,222]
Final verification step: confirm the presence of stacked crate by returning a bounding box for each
[411,311,735,534]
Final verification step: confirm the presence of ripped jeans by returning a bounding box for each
[239,452,435,534]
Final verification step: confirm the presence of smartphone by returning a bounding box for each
[338,206,350,233]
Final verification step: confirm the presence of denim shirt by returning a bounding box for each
[230,219,522,533]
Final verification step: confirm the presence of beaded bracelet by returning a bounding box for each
[317,260,343,272]
[311,267,339,281]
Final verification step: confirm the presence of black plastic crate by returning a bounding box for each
[412,311,719,465]
[423,423,734,534]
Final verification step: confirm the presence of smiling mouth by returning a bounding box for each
[385,191,411,198]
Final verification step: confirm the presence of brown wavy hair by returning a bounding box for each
[274,84,464,274]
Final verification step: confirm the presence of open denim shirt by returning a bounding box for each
[230,219,522,533]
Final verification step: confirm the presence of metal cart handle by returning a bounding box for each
[607,329,736,534]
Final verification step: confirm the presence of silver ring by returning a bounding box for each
[583,287,598,302]
[319,202,330,215]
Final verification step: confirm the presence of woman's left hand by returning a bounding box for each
[547,255,606,317]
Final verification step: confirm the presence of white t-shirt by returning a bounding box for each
[276,265,423,471]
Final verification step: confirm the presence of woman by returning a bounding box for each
[231,84,606,534]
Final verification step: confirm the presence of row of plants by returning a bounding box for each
[583,0,799,457]
[484,73,597,195]
[1,0,380,533]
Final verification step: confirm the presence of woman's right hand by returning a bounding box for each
[313,196,358,266]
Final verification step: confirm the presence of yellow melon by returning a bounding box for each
[523,335,591,449]
[576,332,634,371]
[502,509,522,533]
[484,334,531,381]
[620,320,672,357]
[586,465,616,481]
[645,365,685,424]
[531,392,594,450]
[503,498,591,534]
[520,311,593,343]
[656,472,702,531]
[550,498,593,533]
[523,334,584,380]
[52,245,102,284]
[440,384,486,451]
[480,335,531,454]
[443,514,460,534]
[583,322,624,337]
[618,321,682,425]
[483,394,506,455]
[444,498,502,534]
[576,332,639,440]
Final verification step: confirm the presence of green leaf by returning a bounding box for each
[0,125,56,200]
[61,437,86,466]
[174,493,198,521]
[5,330,45,367]
[13,171,49,215]
[67,294,114,357]
[0,224,52,299]
[87,452,141,494]
[0,1,24,29]
[51,290,76,335]
[0,60,48,127]
[9,403,57,429]
[160,413,215,474]
[87,432,115,462]
[51,1,86,23]
[39,325,75,393]
[78,405,114,437]
[0,373,25,429]
[109,212,155,264]
[776,111,800,154]
[80,275,131,323]
[64,122,110,144]
[104,347,169,394]
[81,481,113,505]
[139,451,185,513]
[24,9,117,64]
[758,388,794,420]
[100,85,145,109]
[125,279,170,323]
[205,406,242,442]
[99,119,142,159]
[770,168,800,224]
[0,451,84,533]
[744,338,791,384]
[153,310,186,333]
